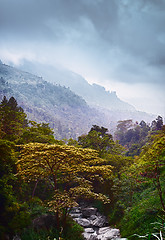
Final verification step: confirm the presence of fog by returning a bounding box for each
[0,0,165,116]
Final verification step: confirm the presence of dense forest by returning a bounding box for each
[0,96,164,240]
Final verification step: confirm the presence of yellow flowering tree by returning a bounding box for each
[17,143,113,228]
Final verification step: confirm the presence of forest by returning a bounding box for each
[0,96,164,240]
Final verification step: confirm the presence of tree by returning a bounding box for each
[18,121,57,144]
[135,132,165,211]
[151,116,163,131]
[0,96,27,142]
[115,119,151,156]
[17,143,112,231]
[78,125,121,156]
[0,140,30,238]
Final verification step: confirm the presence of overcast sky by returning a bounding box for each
[0,0,165,116]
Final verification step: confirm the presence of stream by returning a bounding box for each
[70,204,127,240]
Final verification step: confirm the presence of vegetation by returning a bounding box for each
[0,96,164,240]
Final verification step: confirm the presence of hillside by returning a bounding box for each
[0,62,112,139]
[19,60,154,123]
[0,61,154,139]
[19,60,135,111]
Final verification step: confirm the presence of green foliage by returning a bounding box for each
[18,120,57,144]
[0,96,28,142]
[111,128,165,238]
[63,217,84,240]
[151,116,163,131]
[78,125,122,156]
[21,228,59,240]
[135,133,165,211]
[27,197,49,218]
[115,117,164,157]
[0,139,30,237]
[21,216,84,240]
[120,191,163,238]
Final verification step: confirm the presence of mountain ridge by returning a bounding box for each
[0,62,113,139]
[0,61,155,139]
[18,60,136,111]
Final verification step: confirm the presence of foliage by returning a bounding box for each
[131,221,165,240]
[21,227,59,240]
[114,118,164,156]
[0,139,30,237]
[151,116,163,131]
[17,120,57,144]
[0,96,28,142]
[17,142,112,231]
[62,216,84,240]
[135,133,165,211]
[21,216,84,240]
[78,125,122,156]
[114,127,165,238]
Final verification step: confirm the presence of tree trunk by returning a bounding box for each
[32,180,39,198]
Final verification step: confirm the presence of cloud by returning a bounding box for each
[0,0,164,115]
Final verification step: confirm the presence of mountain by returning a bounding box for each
[18,60,155,123]
[0,61,154,139]
[19,60,135,111]
[0,62,115,139]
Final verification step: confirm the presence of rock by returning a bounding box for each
[84,228,95,233]
[13,236,21,240]
[70,213,82,218]
[98,227,120,240]
[75,218,91,227]
[82,207,97,217]
[91,215,108,227]
[89,235,98,240]
[98,227,111,234]
[70,207,81,213]
[83,232,98,240]
[116,239,128,240]
[70,205,121,240]
[89,215,98,220]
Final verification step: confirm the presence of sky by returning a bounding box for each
[0,0,165,117]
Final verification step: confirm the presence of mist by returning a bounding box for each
[0,0,165,116]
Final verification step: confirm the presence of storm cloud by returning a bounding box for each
[0,0,165,115]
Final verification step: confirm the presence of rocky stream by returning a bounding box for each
[70,205,127,240]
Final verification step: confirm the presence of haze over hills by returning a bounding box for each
[18,60,155,123]
[0,61,155,139]
[19,60,135,112]
[0,61,113,139]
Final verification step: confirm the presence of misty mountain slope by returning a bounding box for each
[0,62,112,139]
[18,60,155,123]
[19,60,135,111]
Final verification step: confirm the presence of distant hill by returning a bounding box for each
[19,60,135,111]
[0,62,115,139]
[18,60,155,123]
[0,61,155,139]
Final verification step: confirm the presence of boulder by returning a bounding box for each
[89,215,98,221]
[98,227,120,240]
[70,213,82,218]
[98,227,111,235]
[91,215,108,227]
[70,207,81,213]
[75,218,91,227]
[83,232,98,240]
[82,207,97,217]
[84,228,95,233]
[116,239,128,240]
